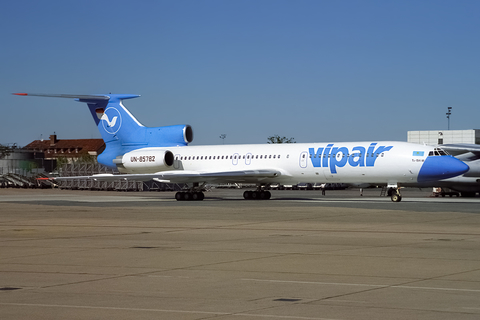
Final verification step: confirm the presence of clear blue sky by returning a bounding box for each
[1,0,479,147]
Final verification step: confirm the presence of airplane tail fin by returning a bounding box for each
[13,93,193,168]
[14,93,142,143]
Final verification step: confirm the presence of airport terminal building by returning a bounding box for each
[408,129,480,145]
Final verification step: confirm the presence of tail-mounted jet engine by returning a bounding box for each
[114,149,175,174]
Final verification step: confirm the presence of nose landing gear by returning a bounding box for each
[387,187,402,202]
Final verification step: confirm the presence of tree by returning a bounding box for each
[0,144,14,159]
[267,135,296,144]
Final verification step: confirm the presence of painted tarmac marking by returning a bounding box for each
[242,279,480,293]
[0,302,340,320]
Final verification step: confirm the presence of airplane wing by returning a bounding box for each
[441,144,480,154]
[439,144,480,161]
[54,169,284,184]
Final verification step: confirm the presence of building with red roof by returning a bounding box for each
[23,134,105,172]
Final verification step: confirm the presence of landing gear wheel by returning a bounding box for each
[391,193,402,202]
[192,192,204,201]
[175,191,205,201]
[175,192,184,201]
[259,191,271,200]
[244,190,271,200]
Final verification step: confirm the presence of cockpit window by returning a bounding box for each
[428,147,449,156]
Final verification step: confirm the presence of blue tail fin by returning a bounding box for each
[80,94,145,144]
[14,93,193,168]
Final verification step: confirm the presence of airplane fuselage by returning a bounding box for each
[116,141,460,186]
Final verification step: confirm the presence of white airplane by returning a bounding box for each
[14,93,469,202]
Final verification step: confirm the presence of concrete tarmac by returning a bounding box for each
[1,188,479,319]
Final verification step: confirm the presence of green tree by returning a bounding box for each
[267,135,296,144]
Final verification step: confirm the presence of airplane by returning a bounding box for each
[13,93,470,202]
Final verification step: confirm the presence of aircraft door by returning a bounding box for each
[174,154,182,169]
[299,151,308,168]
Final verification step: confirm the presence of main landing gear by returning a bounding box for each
[243,189,271,200]
[175,183,206,201]
[387,188,402,202]
[175,191,205,201]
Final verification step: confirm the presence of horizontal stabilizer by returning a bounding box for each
[13,93,110,100]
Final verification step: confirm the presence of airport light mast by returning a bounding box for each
[446,107,452,130]
[219,134,226,144]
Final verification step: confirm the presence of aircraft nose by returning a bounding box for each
[418,156,469,182]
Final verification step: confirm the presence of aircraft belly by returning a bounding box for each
[322,168,341,181]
